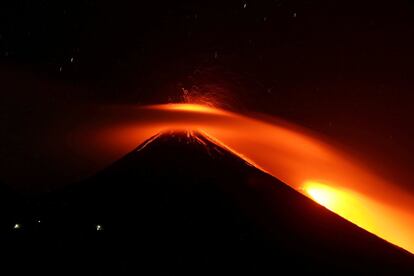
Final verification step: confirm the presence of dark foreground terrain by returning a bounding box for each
[1,131,413,275]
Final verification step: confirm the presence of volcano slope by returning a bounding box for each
[2,131,413,275]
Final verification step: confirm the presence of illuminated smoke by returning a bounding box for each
[88,103,414,253]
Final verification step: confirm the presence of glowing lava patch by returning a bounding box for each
[304,181,339,208]
[303,181,373,230]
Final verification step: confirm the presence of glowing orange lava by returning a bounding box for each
[93,103,414,254]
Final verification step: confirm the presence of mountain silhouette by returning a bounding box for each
[1,131,413,275]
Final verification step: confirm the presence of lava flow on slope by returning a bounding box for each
[85,103,414,254]
[2,131,413,274]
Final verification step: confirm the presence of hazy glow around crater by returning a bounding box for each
[148,103,226,114]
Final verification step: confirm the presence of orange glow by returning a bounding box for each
[305,181,339,208]
[88,103,414,254]
[303,181,414,253]
[303,181,375,229]
[148,103,227,114]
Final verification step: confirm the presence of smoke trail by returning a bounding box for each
[90,103,414,253]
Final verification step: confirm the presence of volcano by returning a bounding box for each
[2,131,413,274]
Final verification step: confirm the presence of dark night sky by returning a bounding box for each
[1,0,414,192]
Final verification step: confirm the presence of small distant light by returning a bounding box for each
[13,223,21,230]
[243,3,247,9]
[96,224,103,231]
[293,12,297,18]
[70,57,74,63]
[37,220,41,223]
